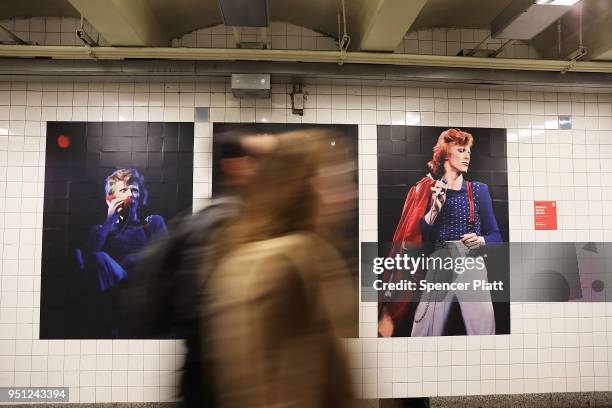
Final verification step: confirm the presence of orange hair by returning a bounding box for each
[105,168,148,206]
[427,128,474,178]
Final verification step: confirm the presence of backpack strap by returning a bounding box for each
[466,180,475,228]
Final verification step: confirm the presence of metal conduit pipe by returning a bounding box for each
[1,45,612,74]
[2,59,612,91]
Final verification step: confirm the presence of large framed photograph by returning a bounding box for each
[377,125,510,337]
[213,123,360,336]
[40,121,194,339]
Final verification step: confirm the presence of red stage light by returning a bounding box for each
[57,134,71,149]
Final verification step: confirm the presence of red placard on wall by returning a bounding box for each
[534,201,557,230]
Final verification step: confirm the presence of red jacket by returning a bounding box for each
[380,176,435,323]
[390,176,435,255]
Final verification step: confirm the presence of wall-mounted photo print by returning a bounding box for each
[40,122,194,339]
[377,126,509,338]
[212,123,359,337]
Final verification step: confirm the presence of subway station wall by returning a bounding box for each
[1,78,612,402]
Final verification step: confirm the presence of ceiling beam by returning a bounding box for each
[579,4,612,61]
[532,1,612,61]
[67,0,168,46]
[354,0,428,52]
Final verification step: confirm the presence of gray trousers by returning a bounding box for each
[411,241,495,337]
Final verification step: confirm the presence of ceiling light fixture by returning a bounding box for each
[536,0,581,5]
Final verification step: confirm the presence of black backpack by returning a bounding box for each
[122,199,239,407]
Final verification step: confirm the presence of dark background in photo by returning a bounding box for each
[40,121,194,339]
[212,123,358,195]
[212,123,359,337]
[377,125,510,336]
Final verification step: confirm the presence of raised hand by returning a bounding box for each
[430,179,448,214]
[107,196,126,220]
[378,310,394,337]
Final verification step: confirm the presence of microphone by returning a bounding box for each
[121,197,133,207]
[434,178,448,199]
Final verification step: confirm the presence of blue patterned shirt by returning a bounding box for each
[420,180,502,244]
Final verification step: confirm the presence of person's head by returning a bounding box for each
[105,168,148,211]
[427,128,474,178]
[213,130,325,261]
[240,130,320,237]
[217,132,278,190]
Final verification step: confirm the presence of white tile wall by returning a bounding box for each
[1,78,612,402]
[172,22,337,51]
[0,17,107,46]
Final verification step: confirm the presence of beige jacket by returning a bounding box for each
[204,233,357,408]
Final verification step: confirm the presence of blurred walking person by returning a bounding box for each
[125,131,273,407]
[204,131,358,408]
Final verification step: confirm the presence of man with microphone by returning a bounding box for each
[82,168,167,338]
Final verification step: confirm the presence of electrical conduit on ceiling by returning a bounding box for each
[1,45,612,73]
